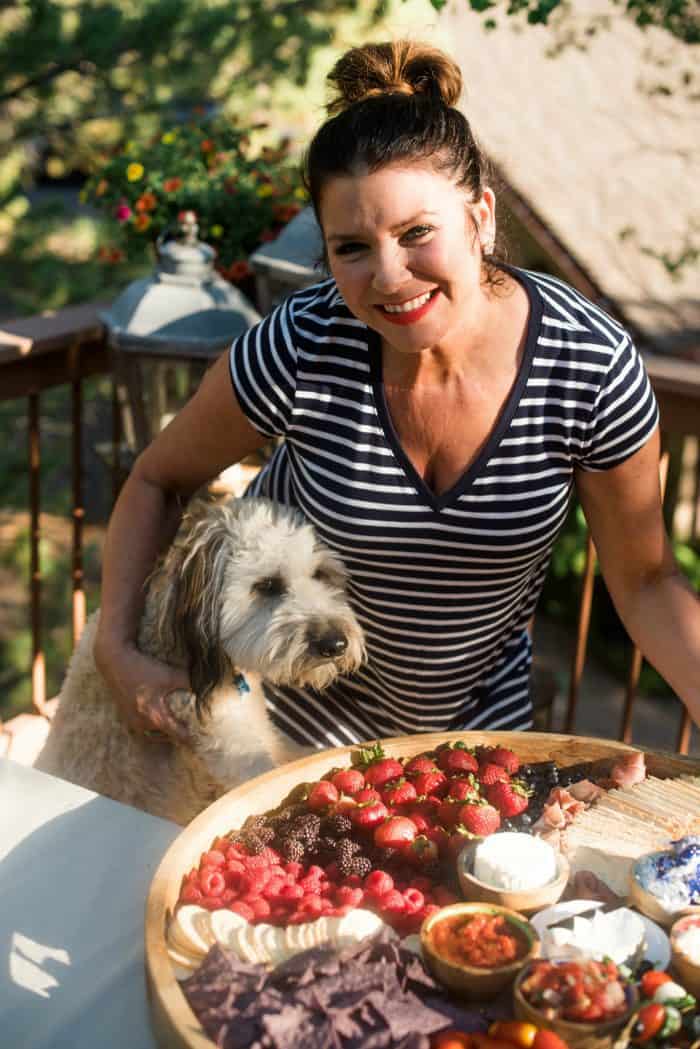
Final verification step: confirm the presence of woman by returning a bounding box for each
[95,41,700,748]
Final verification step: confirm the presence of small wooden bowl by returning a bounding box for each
[457,839,569,916]
[628,853,681,928]
[420,902,540,1000]
[513,963,638,1049]
[670,909,700,997]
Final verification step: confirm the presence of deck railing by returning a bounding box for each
[1,303,699,748]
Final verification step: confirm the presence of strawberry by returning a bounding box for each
[447,776,480,802]
[457,800,501,836]
[476,745,520,774]
[485,779,530,818]
[354,787,382,804]
[435,743,479,775]
[437,798,465,828]
[404,753,438,776]
[330,768,365,795]
[489,746,520,774]
[407,834,440,867]
[307,780,340,811]
[426,824,450,856]
[447,826,476,860]
[411,770,448,797]
[350,799,389,829]
[355,742,404,788]
[478,762,511,787]
[403,808,431,834]
[374,816,418,849]
[381,778,418,807]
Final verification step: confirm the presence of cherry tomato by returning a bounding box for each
[639,970,672,1000]
[631,1003,666,1044]
[471,1034,527,1049]
[431,1031,472,1049]
[488,1022,538,1049]
[531,1031,570,1049]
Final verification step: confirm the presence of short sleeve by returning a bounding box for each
[228,295,300,438]
[575,335,659,471]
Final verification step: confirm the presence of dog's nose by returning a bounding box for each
[308,629,348,659]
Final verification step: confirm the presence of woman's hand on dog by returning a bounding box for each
[94,639,192,743]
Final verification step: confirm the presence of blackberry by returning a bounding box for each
[280,837,305,863]
[322,813,352,838]
[336,838,362,875]
[289,813,322,845]
[311,836,340,864]
[242,833,266,855]
[346,855,372,879]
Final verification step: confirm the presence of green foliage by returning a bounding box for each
[0,1,388,156]
[83,116,306,276]
[422,0,699,41]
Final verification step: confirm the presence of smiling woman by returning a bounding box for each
[92,40,700,751]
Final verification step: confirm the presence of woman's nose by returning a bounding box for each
[371,246,410,294]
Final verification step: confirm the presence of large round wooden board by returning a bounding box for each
[145,730,700,1049]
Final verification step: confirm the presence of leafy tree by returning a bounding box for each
[0,0,388,172]
[424,0,699,43]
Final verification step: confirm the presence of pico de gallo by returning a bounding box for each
[518,959,629,1024]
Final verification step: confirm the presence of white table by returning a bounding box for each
[0,758,181,1049]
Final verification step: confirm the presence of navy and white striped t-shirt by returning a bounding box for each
[229,267,659,749]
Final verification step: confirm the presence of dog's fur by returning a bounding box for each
[35,497,365,824]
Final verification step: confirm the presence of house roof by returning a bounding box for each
[442,3,699,353]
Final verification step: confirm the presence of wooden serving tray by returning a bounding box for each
[144,730,699,1049]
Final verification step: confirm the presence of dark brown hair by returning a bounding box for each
[304,40,507,282]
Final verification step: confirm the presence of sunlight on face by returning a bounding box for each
[320,163,496,355]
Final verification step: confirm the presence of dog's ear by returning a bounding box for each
[154,503,232,715]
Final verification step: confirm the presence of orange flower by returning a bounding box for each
[134,213,151,232]
[135,191,157,212]
[163,177,182,193]
[95,178,109,198]
[200,138,215,153]
[110,248,125,263]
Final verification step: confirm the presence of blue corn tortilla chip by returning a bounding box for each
[181,929,492,1049]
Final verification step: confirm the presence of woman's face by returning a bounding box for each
[319,162,495,355]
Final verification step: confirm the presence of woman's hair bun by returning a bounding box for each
[326,40,462,114]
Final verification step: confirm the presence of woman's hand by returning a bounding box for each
[94,635,192,743]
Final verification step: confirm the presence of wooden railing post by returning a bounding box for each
[28,391,47,715]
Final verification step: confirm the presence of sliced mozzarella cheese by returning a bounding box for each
[210,909,249,948]
[171,905,213,956]
[335,908,386,948]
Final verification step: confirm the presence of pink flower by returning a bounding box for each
[115,202,132,222]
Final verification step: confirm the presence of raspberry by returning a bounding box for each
[199,869,225,896]
[335,885,365,907]
[402,888,425,914]
[299,874,323,893]
[180,883,203,904]
[377,889,406,915]
[299,894,324,916]
[364,870,395,898]
[225,859,246,877]
[263,876,286,899]
[278,883,304,902]
[284,861,304,880]
[245,853,272,870]
[409,876,433,894]
[249,897,271,920]
[201,895,225,910]
[203,849,226,867]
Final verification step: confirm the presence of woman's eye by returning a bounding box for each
[402,224,434,242]
[334,241,366,256]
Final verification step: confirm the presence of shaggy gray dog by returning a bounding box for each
[36,497,366,824]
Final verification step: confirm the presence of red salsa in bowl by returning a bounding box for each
[428,910,531,969]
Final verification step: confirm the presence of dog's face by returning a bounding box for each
[153,497,366,710]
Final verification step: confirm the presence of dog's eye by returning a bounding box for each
[313,567,329,583]
[253,575,286,597]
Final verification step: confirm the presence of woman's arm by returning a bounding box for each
[94,352,267,738]
[575,427,700,726]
